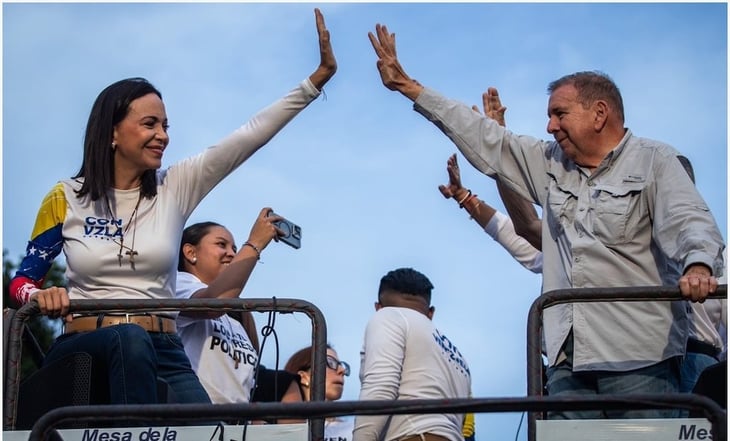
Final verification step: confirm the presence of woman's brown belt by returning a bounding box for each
[64,314,177,334]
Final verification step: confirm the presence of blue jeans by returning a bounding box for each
[679,351,719,417]
[679,352,719,393]
[44,324,210,404]
[546,333,680,419]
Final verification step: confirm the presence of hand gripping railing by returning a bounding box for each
[526,285,727,441]
[3,298,328,440]
[27,393,726,441]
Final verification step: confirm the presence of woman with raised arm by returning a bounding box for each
[9,8,336,405]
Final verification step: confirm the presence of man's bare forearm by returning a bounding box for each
[496,179,542,251]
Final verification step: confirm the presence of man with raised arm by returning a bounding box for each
[368,23,725,419]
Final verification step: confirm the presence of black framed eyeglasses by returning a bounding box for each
[326,355,351,376]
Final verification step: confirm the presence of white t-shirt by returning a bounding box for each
[176,271,259,403]
[354,307,471,441]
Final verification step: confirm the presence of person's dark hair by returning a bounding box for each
[548,71,625,124]
[284,344,334,374]
[178,221,223,271]
[73,77,162,202]
[378,267,434,304]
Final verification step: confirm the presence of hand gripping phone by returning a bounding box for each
[268,211,302,249]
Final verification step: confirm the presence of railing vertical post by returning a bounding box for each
[305,300,328,441]
[526,297,545,441]
[3,301,39,430]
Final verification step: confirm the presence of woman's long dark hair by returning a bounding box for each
[74,77,161,201]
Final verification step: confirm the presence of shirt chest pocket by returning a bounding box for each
[590,182,646,246]
[546,188,576,237]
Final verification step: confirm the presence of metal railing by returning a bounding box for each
[5,288,727,441]
[526,285,727,441]
[26,393,726,441]
[3,298,328,439]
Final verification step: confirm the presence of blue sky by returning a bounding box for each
[2,2,727,439]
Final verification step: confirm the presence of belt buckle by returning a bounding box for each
[124,313,132,324]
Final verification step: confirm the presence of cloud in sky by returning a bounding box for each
[3,3,726,439]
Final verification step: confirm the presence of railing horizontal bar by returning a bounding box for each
[29,394,726,441]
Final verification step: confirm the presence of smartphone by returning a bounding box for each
[268,211,302,249]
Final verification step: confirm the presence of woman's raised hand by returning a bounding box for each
[308,8,337,91]
[246,207,283,252]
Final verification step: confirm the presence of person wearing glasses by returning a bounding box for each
[285,344,353,440]
[353,267,471,441]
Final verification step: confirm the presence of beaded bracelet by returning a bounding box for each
[243,242,261,260]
